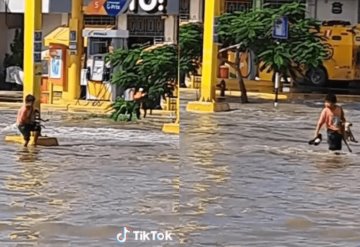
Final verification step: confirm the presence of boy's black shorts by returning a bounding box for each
[327,129,342,151]
[18,124,41,141]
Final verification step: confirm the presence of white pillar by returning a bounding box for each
[164,15,176,43]
[190,0,203,21]
[61,13,68,25]
[117,14,127,30]
[306,0,317,19]
[354,0,359,24]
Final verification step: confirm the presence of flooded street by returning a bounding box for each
[2,94,360,246]
[0,110,179,246]
[181,93,360,246]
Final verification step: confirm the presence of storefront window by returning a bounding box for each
[127,16,164,37]
[225,0,253,13]
[179,0,190,20]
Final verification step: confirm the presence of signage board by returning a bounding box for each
[34,31,42,42]
[34,30,42,64]
[34,53,42,64]
[103,0,129,16]
[84,0,179,15]
[332,2,343,14]
[49,49,63,79]
[70,31,77,42]
[272,16,289,40]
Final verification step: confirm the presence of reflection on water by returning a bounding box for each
[181,99,360,246]
[0,110,179,246]
[3,99,360,246]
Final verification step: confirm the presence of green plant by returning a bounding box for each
[108,44,178,121]
[179,22,203,87]
[217,2,329,102]
[109,98,137,122]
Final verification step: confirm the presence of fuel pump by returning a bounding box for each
[87,53,108,82]
[82,29,129,101]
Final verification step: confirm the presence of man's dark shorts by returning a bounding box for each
[18,124,41,141]
[327,129,342,151]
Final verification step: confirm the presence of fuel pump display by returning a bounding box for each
[88,54,106,82]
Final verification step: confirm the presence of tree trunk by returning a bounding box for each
[235,49,249,103]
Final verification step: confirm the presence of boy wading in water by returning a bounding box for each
[16,94,41,147]
[314,93,346,151]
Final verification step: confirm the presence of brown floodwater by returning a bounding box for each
[2,94,360,246]
[180,92,360,246]
[0,109,179,246]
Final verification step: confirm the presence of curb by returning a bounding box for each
[180,88,360,102]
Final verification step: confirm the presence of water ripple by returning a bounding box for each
[0,110,179,246]
[181,100,360,246]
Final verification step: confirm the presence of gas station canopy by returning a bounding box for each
[44,27,129,47]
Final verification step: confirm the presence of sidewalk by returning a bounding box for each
[181,78,360,103]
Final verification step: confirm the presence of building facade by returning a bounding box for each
[0,0,179,72]
[0,0,359,72]
[182,0,360,24]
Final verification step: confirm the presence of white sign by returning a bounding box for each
[91,59,105,81]
[129,0,166,13]
[49,49,62,79]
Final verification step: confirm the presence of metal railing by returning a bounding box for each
[84,15,116,26]
[224,0,253,13]
[262,0,305,9]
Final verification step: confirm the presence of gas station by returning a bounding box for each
[4,0,179,146]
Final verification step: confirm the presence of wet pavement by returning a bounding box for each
[0,109,179,246]
[181,91,360,246]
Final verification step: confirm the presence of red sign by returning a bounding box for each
[85,0,107,14]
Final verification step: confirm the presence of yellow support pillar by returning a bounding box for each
[186,0,230,113]
[23,0,42,109]
[66,0,84,102]
[5,0,59,146]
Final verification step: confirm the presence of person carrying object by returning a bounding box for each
[312,93,346,151]
[16,94,41,147]
[132,88,147,120]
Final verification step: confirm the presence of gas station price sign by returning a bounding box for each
[34,31,42,64]
[69,31,78,55]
